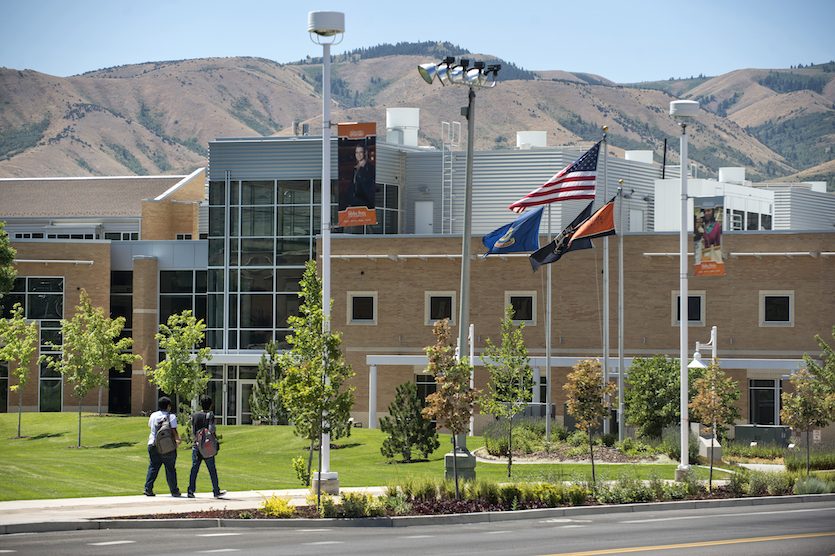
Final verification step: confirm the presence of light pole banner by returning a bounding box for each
[337,122,377,227]
[694,196,725,276]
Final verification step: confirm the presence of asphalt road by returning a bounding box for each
[1,499,834,556]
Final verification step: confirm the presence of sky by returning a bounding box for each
[1,0,833,84]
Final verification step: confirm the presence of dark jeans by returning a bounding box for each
[145,444,179,495]
[188,446,220,495]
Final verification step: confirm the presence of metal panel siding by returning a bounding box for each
[786,188,835,230]
[208,137,332,181]
[375,144,401,184]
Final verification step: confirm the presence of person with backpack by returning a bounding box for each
[144,396,182,497]
[187,395,226,498]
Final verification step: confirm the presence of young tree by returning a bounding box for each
[379,381,439,462]
[563,359,616,484]
[278,261,355,480]
[0,221,16,298]
[41,290,137,447]
[689,361,741,490]
[250,340,288,425]
[481,305,534,477]
[803,326,835,399]
[625,355,706,439]
[422,319,480,499]
[147,309,213,436]
[780,367,834,477]
[0,303,38,438]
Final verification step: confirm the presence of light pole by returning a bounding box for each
[418,58,501,358]
[670,99,699,481]
[308,9,344,495]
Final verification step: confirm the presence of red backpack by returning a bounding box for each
[195,412,219,458]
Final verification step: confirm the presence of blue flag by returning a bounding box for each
[482,206,544,257]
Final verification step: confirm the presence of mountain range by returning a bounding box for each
[1,42,833,189]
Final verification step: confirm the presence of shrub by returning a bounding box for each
[746,470,769,496]
[413,476,438,500]
[260,494,294,518]
[384,492,413,515]
[498,484,523,505]
[292,456,310,486]
[464,478,500,504]
[617,437,658,457]
[600,433,618,447]
[784,442,835,473]
[437,478,456,501]
[531,482,565,506]
[661,481,690,500]
[765,472,793,495]
[307,492,337,518]
[727,468,749,497]
[794,476,833,494]
[341,492,384,518]
[567,430,593,447]
[723,441,785,461]
[567,485,588,506]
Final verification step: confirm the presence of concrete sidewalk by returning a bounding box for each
[0,487,386,533]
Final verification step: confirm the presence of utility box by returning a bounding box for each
[733,424,791,447]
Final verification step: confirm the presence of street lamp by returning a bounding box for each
[309,9,344,495]
[670,99,699,481]
[418,58,500,359]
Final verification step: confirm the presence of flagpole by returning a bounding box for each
[545,204,552,444]
[602,130,610,435]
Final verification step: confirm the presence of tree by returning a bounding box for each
[422,319,480,499]
[278,261,355,480]
[379,381,439,462]
[625,355,706,439]
[480,305,534,477]
[0,303,38,438]
[780,367,834,477]
[41,290,137,447]
[147,309,212,436]
[802,326,835,397]
[689,361,741,490]
[250,340,288,425]
[563,359,616,484]
[0,222,16,298]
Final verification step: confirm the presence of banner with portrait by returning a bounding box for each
[337,122,377,227]
[694,196,725,276]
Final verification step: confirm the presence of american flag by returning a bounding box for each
[508,141,601,213]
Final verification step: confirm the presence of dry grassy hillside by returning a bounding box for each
[1,53,833,188]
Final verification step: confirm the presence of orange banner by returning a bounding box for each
[337,122,377,228]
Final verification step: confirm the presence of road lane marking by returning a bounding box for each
[486,531,511,534]
[621,506,835,524]
[88,541,136,546]
[401,535,434,538]
[198,550,240,553]
[197,533,242,537]
[305,541,343,545]
[542,531,835,555]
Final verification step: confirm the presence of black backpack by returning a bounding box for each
[195,411,219,458]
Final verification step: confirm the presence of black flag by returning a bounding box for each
[529,202,594,272]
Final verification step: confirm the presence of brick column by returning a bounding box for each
[131,256,158,414]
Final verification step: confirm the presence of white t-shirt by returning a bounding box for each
[147,410,178,446]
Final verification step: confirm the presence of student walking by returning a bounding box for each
[144,396,181,497]
[188,395,226,498]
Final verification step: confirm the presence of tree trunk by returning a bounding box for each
[507,416,513,478]
[306,438,315,487]
[589,433,596,484]
[77,398,82,447]
[708,422,715,491]
[97,385,103,416]
[452,433,460,500]
[17,389,23,438]
[806,428,811,478]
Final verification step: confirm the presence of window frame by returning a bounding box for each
[759,290,794,327]
[505,290,537,325]
[424,291,456,326]
[671,290,705,326]
[347,291,377,325]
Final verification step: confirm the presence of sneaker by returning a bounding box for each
[214,490,227,498]
[187,492,195,498]
[171,491,182,497]
[143,490,155,497]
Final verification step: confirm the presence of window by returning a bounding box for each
[415,373,436,408]
[672,291,705,326]
[505,291,536,325]
[424,291,455,325]
[760,214,772,230]
[0,361,8,413]
[347,292,376,324]
[760,290,793,327]
[175,233,193,240]
[750,379,781,425]
[746,212,759,230]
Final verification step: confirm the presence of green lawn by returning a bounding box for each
[0,413,729,501]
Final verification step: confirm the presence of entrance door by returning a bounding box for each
[415,201,434,234]
[239,380,256,425]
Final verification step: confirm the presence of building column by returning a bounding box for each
[131,255,158,415]
[368,364,377,429]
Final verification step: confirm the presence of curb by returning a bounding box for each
[4,493,834,535]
